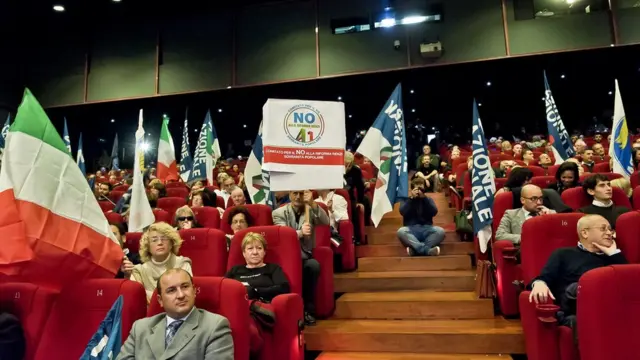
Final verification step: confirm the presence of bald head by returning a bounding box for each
[156,268,193,294]
[521,184,541,198]
[520,184,543,212]
[231,186,246,206]
[577,214,607,233]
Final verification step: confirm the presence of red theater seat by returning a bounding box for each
[124,232,142,254]
[0,283,58,360]
[220,204,273,235]
[109,190,125,203]
[561,186,631,211]
[491,191,520,316]
[178,228,228,276]
[530,176,556,189]
[519,213,584,360]
[33,279,146,360]
[228,226,304,360]
[157,197,187,218]
[152,208,172,224]
[98,201,114,212]
[312,202,331,248]
[147,277,251,360]
[525,166,546,177]
[166,187,189,199]
[192,206,221,228]
[105,211,124,224]
[335,188,364,246]
[614,212,640,264]
[578,265,640,360]
[165,182,188,189]
[113,184,129,192]
[579,172,622,183]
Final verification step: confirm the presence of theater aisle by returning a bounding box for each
[305,192,525,359]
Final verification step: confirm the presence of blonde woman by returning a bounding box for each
[611,178,632,199]
[174,205,200,230]
[121,222,193,302]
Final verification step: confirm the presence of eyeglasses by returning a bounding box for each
[150,236,170,243]
[177,216,194,222]
[523,196,543,202]
[585,225,613,233]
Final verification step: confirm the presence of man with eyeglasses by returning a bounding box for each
[527,214,627,339]
[496,184,556,245]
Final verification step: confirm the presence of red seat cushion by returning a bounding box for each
[221,204,274,235]
[98,201,114,212]
[530,176,556,189]
[192,206,221,229]
[157,197,187,218]
[166,187,189,199]
[178,228,228,276]
[147,277,251,360]
[0,283,58,360]
[153,208,171,224]
[614,211,640,263]
[34,279,146,360]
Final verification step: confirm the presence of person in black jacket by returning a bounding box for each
[225,232,290,302]
[547,162,581,195]
[0,312,25,360]
[579,174,630,229]
[344,151,371,238]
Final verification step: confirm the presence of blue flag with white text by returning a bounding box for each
[471,99,496,253]
[356,83,409,227]
[77,132,86,176]
[80,295,123,360]
[179,113,193,182]
[63,117,72,155]
[188,112,214,185]
[544,71,575,164]
[0,114,10,150]
[111,133,120,171]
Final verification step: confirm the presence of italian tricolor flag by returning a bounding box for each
[0,89,122,288]
[157,117,178,182]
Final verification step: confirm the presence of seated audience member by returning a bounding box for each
[495,167,534,195]
[579,174,630,229]
[225,232,290,301]
[512,143,523,159]
[174,206,201,230]
[547,162,581,195]
[581,148,595,172]
[344,151,370,224]
[413,154,439,192]
[501,140,512,153]
[113,222,141,279]
[528,214,627,337]
[274,191,290,207]
[121,222,193,302]
[521,149,535,166]
[116,269,234,360]
[315,189,349,230]
[0,311,26,360]
[610,177,632,200]
[574,139,587,154]
[114,178,134,214]
[215,174,236,206]
[226,206,254,248]
[538,153,553,169]
[498,167,571,212]
[149,181,167,199]
[564,158,585,176]
[97,182,115,204]
[593,133,603,143]
[416,144,440,169]
[492,160,516,179]
[230,187,247,206]
[496,184,556,244]
[592,143,606,161]
[397,178,445,257]
[191,180,205,192]
[633,148,640,170]
[272,190,329,326]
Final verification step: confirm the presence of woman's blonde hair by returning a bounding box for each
[139,222,183,263]
[611,178,632,197]
[149,178,162,188]
[344,151,354,163]
[174,205,195,226]
[241,232,267,251]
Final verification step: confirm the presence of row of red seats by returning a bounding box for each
[518,212,640,360]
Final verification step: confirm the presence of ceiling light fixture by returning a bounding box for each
[53,5,65,11]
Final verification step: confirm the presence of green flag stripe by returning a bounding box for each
[160,118,170,142]
[10,89,69,155]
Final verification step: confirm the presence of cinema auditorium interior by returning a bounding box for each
[1,0,640,359]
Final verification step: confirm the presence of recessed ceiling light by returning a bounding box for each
[560,74,566,79]
[410,89,414,94]
[337,96,342,101]
[110,119,115,123]
[112,0,122,2]
[243,124,247,128]
[478,103,482,107]
[218,108,223,113]
[486,81,492,87]
[53,5,65,11]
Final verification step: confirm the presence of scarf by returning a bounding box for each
[132,253,192,301]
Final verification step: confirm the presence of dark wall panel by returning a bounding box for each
[618,7,640,45]
[24,25,85,107]
[506,1,612,55]
[409,0,506,66]
[318,0,407,76]
[159,13,233,94]
[87,21,156,102]
[236,1,317,85]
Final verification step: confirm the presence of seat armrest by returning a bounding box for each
[272,294,305,360]
[519,291,561,360]
[312,247,335,318]
[501,246,520,262]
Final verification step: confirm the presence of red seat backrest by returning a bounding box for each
[113,184,129,192]
[166,187,189,199]
[227,226,302,296]
[561,186,631,210]
[579,172,622,183]
[593,162,610,172]
[492,192,515,236]
[124,232,142,254]
[98,201,114,212]
[157,197,187,218]
[520,213,584,284]
[165,182,188,189]
[530,176,556,189]
[0,283,58,360]
[494,178,507,191]
[226,196,234,209]
[631,171,640,189]
[105,211,124,224]
[109,190,125,203]
[34,279,146,360]
[525,166,546,177]
[548,164,561,177]
[192,206,221,229]
[147,277,250,360]
[216,195,225,208]
[220,204,274,235]
[578,265,640,360]
[314,202,332,247]
[153,208,171,224]
[334,189,353,215]
[614,212,640,264]
[178,228,228,276]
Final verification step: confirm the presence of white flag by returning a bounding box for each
[128,110,155,232]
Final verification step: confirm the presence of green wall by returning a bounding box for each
[506,0,612,55]
[618,7,640,45]
[159,13,233,94]
[236,0,317,85]
[87,20,156,102]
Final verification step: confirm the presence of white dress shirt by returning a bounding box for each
[315,191,349,229]
[166,307,195,337]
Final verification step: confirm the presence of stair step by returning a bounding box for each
[305,319,525,354]
[357,242,474,257]
[334,291,494,320]
[334,270,476,292]
[358,255,471,272]
[367,230,460,245]
[317,353,512,360]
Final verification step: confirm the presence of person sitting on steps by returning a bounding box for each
[396,178,445,256]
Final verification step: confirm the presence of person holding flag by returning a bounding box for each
[543,71,575,164]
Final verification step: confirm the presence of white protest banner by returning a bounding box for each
[262,99,345,191]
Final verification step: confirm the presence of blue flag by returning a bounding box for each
[179,112,193,182]
[111,133,120,171]
[80,295,123,360]
[356,83,409,227]
[0,113,10,150]
[63,117,72,155]
[245,121,275,208]
[188,111,214,185]
[544,71,575,164]
[77,132,86,177]
[471,99,496,253]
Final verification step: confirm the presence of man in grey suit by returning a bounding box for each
[496,184,556,244]
[116,269,234,360]
[272,189,330,326]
